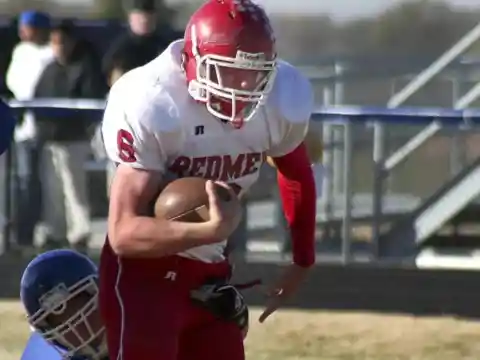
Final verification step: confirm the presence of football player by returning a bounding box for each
[20,249,107,360]
[100,0,317,359]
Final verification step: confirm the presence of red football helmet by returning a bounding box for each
[183,0,277,125]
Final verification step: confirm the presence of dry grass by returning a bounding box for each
[0,301,30,360]
[246,309,480,360]
[1,301,480,360]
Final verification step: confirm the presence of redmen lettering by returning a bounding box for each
[205,156,222,179]
[168,152,265,181]
[243,153,262,176]
[221,154,244,180]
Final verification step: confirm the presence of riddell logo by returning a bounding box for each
[235,51,266,61]
[169,152,266,181]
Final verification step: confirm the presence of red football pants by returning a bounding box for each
[99,241,245,360]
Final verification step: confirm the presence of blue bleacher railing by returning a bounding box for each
[7,99,480,124]
[2,99,480,260]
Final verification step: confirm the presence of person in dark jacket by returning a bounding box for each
[34,20,107,252]
[0,16,18,98]
[102,0,171,81]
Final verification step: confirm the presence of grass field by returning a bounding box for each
[2,300,480,360]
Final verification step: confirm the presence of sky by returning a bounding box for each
[236,0,480,18]
[46,0,480,20]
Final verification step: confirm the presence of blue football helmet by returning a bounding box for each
[20,250,107,359]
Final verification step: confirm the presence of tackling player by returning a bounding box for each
[100,0,317,359]
[20,249,107,360]
[19,249,249,360]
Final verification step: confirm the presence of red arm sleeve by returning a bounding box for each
[271,142,316,267]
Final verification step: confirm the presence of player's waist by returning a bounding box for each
[101,240,231,288]
[177,241,228,264]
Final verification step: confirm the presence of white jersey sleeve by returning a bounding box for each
[102,72,182,172]
[266,61,314,158]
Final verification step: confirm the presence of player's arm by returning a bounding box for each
[269,143,316,267]
[108,165,219,258]
[267,69,316,268]
[103,89,227,258]
[258,131,316,324]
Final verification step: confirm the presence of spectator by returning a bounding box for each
[102,0,171,80]
[90,55,130,200]
[108,56,132,87]
[97,0,173,198]
[6,10,54,250]
[0,99,15,243]
[34,20,107,252]
[0,17,18,98]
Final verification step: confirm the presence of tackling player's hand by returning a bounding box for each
[258,264,309,323]
[205,180,242,241]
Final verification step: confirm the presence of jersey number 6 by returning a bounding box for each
[117,129,137,163]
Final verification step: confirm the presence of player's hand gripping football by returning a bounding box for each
[205,180,242,241]
[258,264,310,323]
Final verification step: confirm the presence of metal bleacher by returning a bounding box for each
[315,20,480,268]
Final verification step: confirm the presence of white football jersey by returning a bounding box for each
[102,40,314,262]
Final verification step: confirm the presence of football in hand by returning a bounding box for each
[154,177,240,222]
